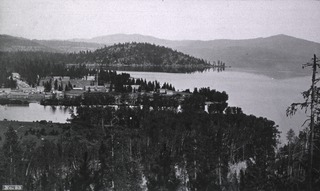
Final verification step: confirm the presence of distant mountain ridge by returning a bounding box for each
[1,33,320,77]
[0,35,56,52]
[0,35,103,53]
[67,34,320,76]
[34,39,102,53]
[71,33,196,49]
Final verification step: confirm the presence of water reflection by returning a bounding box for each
[50,106,57,113]
[102,65,217,74]
[0,103,72,123]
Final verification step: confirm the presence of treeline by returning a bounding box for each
[0,99,29,105]
[0,87,282,191]
[273,127,320,190]
[0,51,92,86]
[3,82,318,190]
[275,54,320,190]
[0,107,278,191]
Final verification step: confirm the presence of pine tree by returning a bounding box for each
[2,126,22,184]
[54,79,58,90]
[287,54,320,190]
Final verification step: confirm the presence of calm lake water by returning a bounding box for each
[124,69,310,143]
[0,103,73,123]
[0,69,310,142]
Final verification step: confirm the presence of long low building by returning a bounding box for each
[8,91,29,99]
[64,89,86,98]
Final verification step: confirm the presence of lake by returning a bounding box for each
[123,69,310,143]
[0,69,310,142]
[0,103,73,123]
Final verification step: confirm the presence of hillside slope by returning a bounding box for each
[35,40,102,53]
[75,42,210,68]
[176,35,320,71]
[0,35,102,53]
[0,35,55,52]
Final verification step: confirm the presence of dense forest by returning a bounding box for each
[0,87,281,191]
[1,84,319,190]
[3,73,320,190]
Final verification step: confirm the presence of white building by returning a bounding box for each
[83,76,95,81]
[84,86,106,92]
[36,86,45,93]
[11,73,20,80]
[53,76,70,81]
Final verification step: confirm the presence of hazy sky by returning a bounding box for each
[1,0,320,42]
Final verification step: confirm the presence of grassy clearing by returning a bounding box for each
[0,120,69,147]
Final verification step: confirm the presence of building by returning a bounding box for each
[82,75,95,81]
[36,86,45,93]
[70,79,92,89]
[44,93,52,99]
[53,76,70,81]
[204,101,214,113]
[8,91,29,99]
[84,86,106,92]
[52,90,64,98]
[159,89,167,94]
[166,90,174,95]
[28,93,45,100]
[73,87,84,90]
[17,80,31,89]
[20,87,35,93]
[131,85,140,92]
[158,89,174,95]
[11,72,20,80]
[64,89,85,99]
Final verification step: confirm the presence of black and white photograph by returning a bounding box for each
[0,0,320,190]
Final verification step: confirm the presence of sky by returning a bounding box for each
[1,0,320,42]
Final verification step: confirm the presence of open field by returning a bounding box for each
[0,120,68,147]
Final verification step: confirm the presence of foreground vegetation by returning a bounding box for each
[1,99,319,190]
[0,91,280,190]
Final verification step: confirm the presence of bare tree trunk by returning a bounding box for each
[307,54,317,191]
[219,156,222,186]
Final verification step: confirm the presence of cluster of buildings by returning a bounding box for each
[0,73,45,100]
[39,75,112,99]
[1,73,190,104]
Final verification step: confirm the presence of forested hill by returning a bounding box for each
[76,42,211,67]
